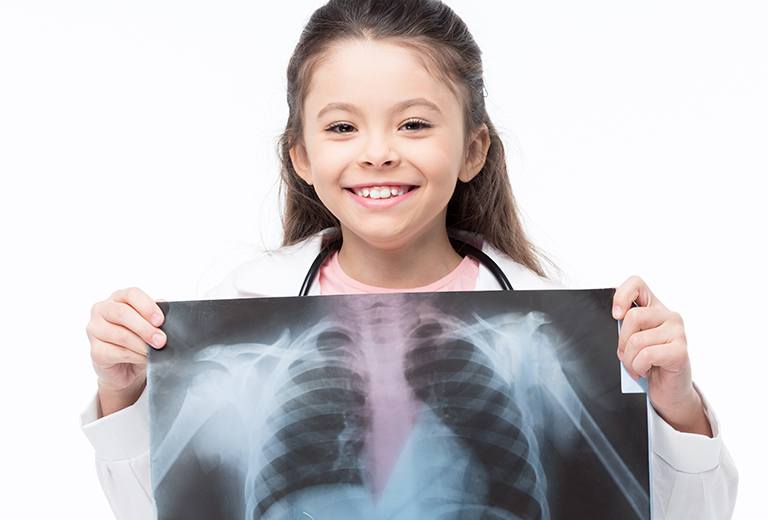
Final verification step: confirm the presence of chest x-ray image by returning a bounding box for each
[149,289,650,519]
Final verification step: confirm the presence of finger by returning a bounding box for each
[111,287,165,327]
[620,322,675,378]
[612,275,665,320]
[617,305,669,356]
[631,341,683,378]
[91,338,148,367]
[101,300,166,349]
[621,320,675,362]
[92,315,150,356]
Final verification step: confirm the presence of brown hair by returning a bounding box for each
[276,0,557,278]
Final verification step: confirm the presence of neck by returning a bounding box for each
[336,222,464,289]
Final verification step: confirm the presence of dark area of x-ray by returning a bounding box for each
[149,289,649,520]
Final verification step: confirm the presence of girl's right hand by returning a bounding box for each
[86,287,166,415]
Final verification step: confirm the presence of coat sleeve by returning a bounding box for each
[648,381,739,519]
[80,385,154,520]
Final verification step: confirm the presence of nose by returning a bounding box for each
[358,132,400,169]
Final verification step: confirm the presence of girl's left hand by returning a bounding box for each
[613,275,712,436]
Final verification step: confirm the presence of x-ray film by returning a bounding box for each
[149,289,650,519]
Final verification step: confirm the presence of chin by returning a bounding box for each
[344,224,413,249]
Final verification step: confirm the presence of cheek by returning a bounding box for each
[407,137,462,185]
[308,142,351,183]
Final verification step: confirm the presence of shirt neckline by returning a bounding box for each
[327,250,478,293]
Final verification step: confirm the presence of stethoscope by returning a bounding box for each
[299,236,515,296]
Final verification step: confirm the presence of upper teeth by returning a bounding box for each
[353,185,412,199]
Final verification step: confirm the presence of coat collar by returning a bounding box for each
[230,227,563,297]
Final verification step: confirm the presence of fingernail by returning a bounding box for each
[612,306,622,319]
[151,313,163,326]
[152,333,165,348]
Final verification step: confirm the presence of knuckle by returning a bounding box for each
[114,302,130,322]
[102,300,116,319]
[625,335,638,353]
[118,328,134,346]
[672,322,685,338]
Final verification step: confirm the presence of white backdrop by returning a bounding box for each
[1,0,764,518]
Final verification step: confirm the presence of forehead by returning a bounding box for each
[304,39,460,116]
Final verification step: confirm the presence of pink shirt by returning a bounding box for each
[318,250,479,498]
[318,249,479,295]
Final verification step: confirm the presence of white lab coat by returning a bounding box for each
[80,226,738,519]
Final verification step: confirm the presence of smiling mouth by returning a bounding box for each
[344,185,419,209]
[344,185,418,200]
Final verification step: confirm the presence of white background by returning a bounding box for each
[1,0,765,517]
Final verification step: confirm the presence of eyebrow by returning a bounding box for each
[316,97,442,120]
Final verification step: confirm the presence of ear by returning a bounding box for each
[458,123,491,183]
[288,141,313,185]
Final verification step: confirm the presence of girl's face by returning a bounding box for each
[290,39,489,249]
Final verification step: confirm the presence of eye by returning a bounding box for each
[325,122,356,134]
[400,118,432,131]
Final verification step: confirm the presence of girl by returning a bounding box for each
[81,1,738,518]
